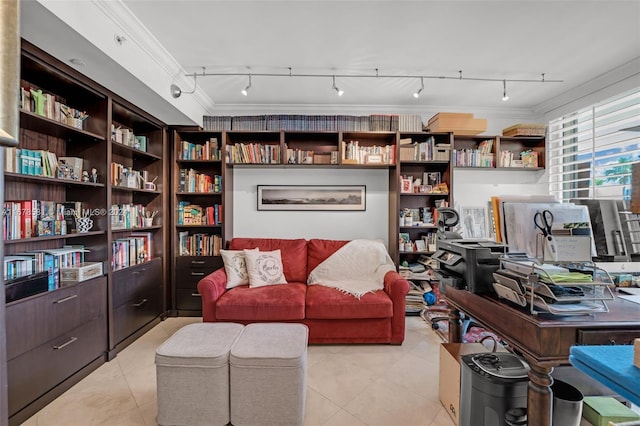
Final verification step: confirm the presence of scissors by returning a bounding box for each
[534,209,558,261]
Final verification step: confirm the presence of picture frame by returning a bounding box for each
[257,185,366,211]
[424,172,441,186]
[458,205,489,239]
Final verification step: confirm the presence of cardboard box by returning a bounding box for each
[60,262,103,284]
[428,112,474,127]
[582,397,640,426]
[439,343,507,425]
[502,123,546,137]
[400,145,416,161]
[427,116,487,135]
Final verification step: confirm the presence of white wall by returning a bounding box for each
[232,167,390,245]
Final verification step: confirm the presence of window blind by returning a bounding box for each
[548,87,640,202]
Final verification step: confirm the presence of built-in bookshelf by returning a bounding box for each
[453,134,545,170]
[3,40,168,426]
[390,132,454,268]
[172,128,225,315]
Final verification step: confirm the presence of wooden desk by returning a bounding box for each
[445,286,640,426]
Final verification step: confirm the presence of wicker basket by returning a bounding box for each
[502,123,546,137]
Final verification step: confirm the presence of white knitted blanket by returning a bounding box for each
[307,239,396,298]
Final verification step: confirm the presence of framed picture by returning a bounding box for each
[257,185,366,211]
[424,172,441,186]
[458,205,489,239]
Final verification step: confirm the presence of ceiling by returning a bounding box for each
[19,1,640,126]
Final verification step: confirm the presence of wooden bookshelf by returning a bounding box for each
[3,40,168,425]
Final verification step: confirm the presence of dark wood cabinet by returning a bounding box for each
[3,40,168,424]
[174,256,223,314]
[5,277,107,423]
[112,258,163,346]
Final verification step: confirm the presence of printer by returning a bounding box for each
[432,239,507,293]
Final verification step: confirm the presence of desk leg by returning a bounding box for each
[526,360,553,426]
[448,307,462,343]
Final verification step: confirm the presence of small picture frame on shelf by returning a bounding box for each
[424,172,441,186]
[400,178,413,193]
[415,239,427,252]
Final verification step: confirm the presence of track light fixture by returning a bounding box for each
[241,74,252,96]
[413,76,424,98]
[332,75,344,97]
[175,68,562,100]
[171,73,198,99]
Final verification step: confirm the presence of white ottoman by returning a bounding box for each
[155,322,244,426]
[230,323,309,426]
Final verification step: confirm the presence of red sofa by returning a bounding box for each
[197,238,410,344]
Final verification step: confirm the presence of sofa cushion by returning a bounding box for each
[216,283,306,321]
[245,249,287,287]
[306,239,349,276]
[220,248,257,288]
[305,285,393,319]
[230,238,307,283]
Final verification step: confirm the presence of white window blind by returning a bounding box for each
[548,87,640,202]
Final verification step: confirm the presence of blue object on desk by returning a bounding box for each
[569,345,640,406]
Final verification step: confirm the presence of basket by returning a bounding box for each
[502,123,546,137]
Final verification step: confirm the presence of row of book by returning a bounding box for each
[4,245,88,289]
[111,233,152,271]
[341,141,395,165]
[111,123,147,151]
[177,202,223,225]
[202,114,424,132]
[3,200,83,240]
[20,83,88,130]
[399,137,451,162]
[452,149,495,168]
[178,138,222,160]
[225,143,281,164]
[4,147,87,182]
[178,232,222,256]
[285,148,339,165]
[177,169,222,193]
[110,203,156,230]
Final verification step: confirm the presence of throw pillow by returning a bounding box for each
[244,249,288,287]
[221,248,257,289]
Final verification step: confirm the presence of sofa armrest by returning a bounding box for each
[383,270,410,344]
[197,268,228,322]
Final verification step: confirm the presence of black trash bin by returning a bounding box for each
[459,352,530,426]
[551,379,584,426]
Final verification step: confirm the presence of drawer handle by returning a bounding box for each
[53,336,78,350]
[53,294,78,304]
[191,260,205,265]
[191,292,201,297]
[191,272,205,276]
[133,298,148,308]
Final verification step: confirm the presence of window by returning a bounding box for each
[548,88,640,259]
[548,87,640,202]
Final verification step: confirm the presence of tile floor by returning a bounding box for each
[22,316,455,426]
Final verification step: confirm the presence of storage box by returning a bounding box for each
[502,123,546,137]
[60,262,103,284]
[582,397,640,426]
[427,113,487,135]
[434,144,452,161]
[400,145,416,161]
[439,343,508,425]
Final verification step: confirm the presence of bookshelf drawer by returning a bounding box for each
[175,267,218,289]
[112,258,161,308]
[175,256,222,269]
[6,277,107,360]
[7,315,106,417]
[176,288,202,310]
[113,284,162,344]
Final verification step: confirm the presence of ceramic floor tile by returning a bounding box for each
[24,316,449,426]
[344,376,441,426]
[303,387,341,426]
[321,408,369,426]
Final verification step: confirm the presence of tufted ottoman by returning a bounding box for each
[155,322,244,426]
[230,323,309,426]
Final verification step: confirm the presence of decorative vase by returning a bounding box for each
[76,217,93,233]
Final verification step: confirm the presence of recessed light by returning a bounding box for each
[69,58,85,66]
